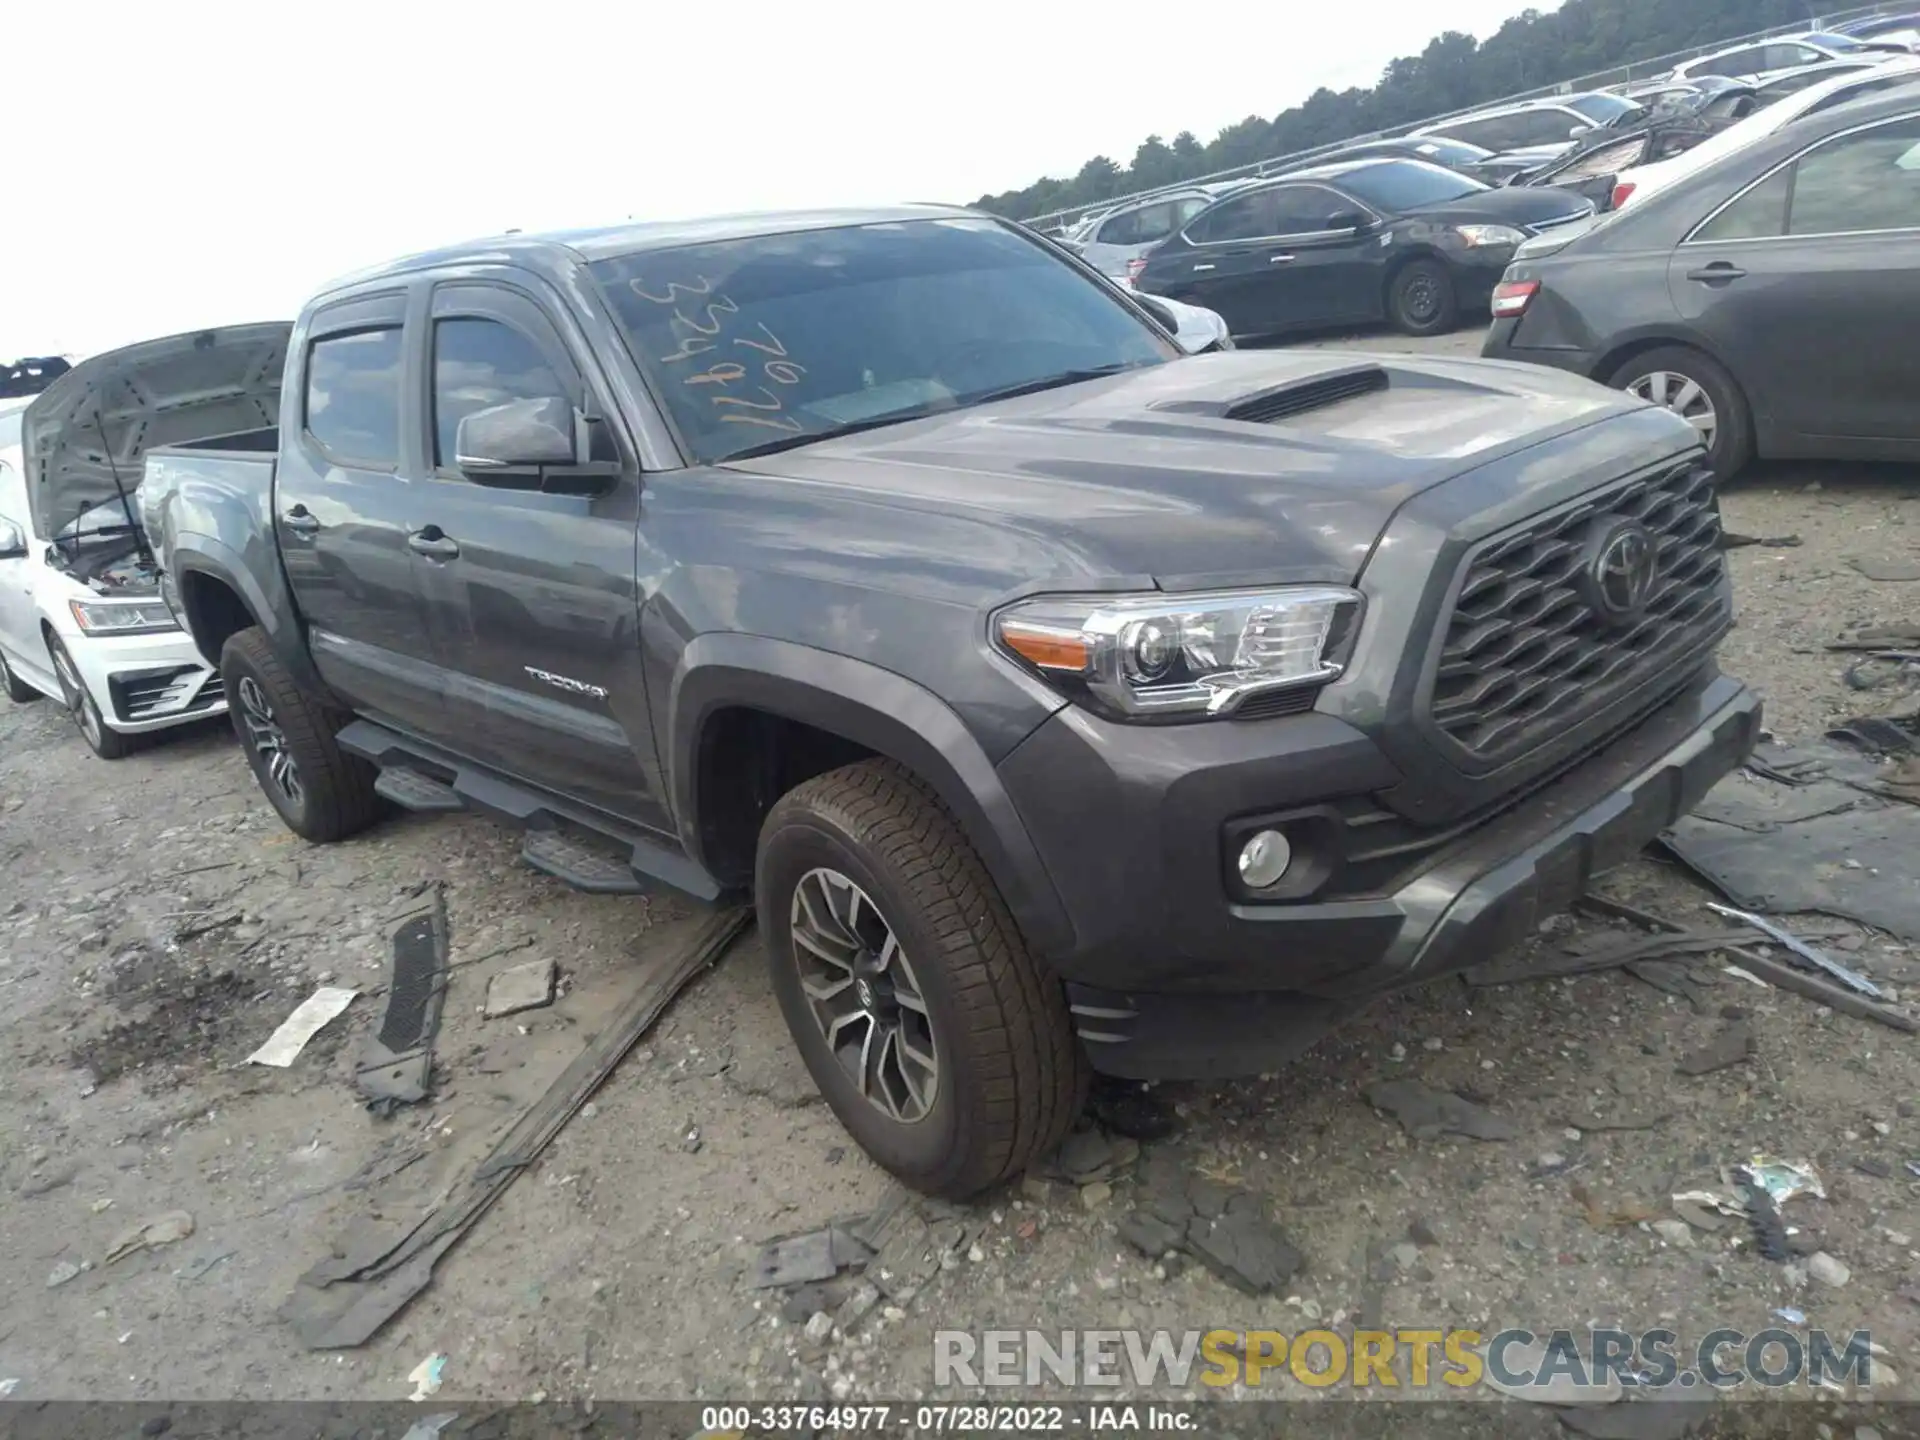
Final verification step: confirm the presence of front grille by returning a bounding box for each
[1427,459,1727,764]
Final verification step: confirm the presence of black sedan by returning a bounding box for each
[1483,84,1920,479]
[1133,158,1594,339]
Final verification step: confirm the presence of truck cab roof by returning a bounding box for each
[318,205,980,298]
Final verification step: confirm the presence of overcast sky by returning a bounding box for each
[3,0,1555,358]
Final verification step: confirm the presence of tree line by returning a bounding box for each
[973,0,1822,219]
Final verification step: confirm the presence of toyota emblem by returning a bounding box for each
[1583,521,1658,622]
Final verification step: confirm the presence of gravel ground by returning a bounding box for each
[2,327,1917,1430]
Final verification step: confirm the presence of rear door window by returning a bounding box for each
[1786,113,1920,234]
[305,328,404,468]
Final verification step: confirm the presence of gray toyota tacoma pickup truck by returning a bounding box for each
[137,206,1759,1197]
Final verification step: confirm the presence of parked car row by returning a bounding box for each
[1485,82,1920,479]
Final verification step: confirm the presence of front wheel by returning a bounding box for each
[1387,258,1459,336]
[45,633,137,759]
[756,759,1087,1198]
[220,627,381,842]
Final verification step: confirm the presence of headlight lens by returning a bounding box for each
[1454,223,1528,248]
[68,597,179,636]
[994,586,1361,720]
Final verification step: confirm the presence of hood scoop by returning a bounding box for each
[1223,365,1389,424]
[1150,363,1391,427]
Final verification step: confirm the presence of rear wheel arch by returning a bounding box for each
[178,567,258,668]
[669,637,1075,961]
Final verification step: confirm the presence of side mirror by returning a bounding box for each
[1569,124,1594,139]
[1325,210,1370,233]
[454,397,619,496]
[0,519,26,560]
[1131,294,1181,337]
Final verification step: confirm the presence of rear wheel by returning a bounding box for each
[1608,345,1753,480]
[45,633,137,759]
[1387,258,1459,336]
[756,759,1087,1198]
[0,648,41,704]
[220,626,381,842]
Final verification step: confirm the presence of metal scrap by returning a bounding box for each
[1705,903,1885,999]
[355,886,451,1111]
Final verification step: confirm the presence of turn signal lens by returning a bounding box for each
[997,621,1092,673]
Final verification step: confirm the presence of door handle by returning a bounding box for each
[1191,263,1216,273]
[407,527,460,560]
[1685,263,1747,283]
[1268,254,1296,263]
[282,506,320,536]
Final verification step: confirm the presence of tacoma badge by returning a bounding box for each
[525,666,609,700]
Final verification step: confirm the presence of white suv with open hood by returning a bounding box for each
[0,325,289,757]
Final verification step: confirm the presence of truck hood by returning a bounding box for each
[727,349,1667,589]
[22,322,289,542]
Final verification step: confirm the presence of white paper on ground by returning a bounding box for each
[246,986,359,1066]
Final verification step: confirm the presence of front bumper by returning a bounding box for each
[999,670,1759,1078]
[59,621,226,732]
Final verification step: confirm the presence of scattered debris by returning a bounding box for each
[1117,1155,1302,1295]
[21,1165,78,1199]
[1806,1252,1851,1288]
[279,906,750,1349]
[1670,1195,1730,1232]
[1649,1219,1693,1248]
[245,986,358,1067]
[1773,1307,1807,1326]
[1364,1079,1517,1141]
[45,1259,82,1288]
[406,1352,446,1401]
[1552,1392,1714,1439]
[1675,1021,1754,1076]
[1706,903,1885,1000]
[1830,624,1920,652]
[1850,556,1920,582]
[103,1210,195,1265]
[1572,1182,1658,1229]
[1720,532,1801,550]
[0,1380,17,1399]
[802,1311,834,1345]
[355,886,451,1112]
[1744,1156,1826,1204]
[1733,1167,1790,1262]
[401,1415,458,1440]
[482,959,556,1020]
[748,1226,873,1290]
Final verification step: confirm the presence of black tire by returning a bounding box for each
[1607,345,1753,481]
[0,647,41,704]
[45,632,138,759]
[756,758,1087,1199]
[220,626,381,842]
[1387,257,1459,336]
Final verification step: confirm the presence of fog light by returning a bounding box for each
[1238,829,1292,889]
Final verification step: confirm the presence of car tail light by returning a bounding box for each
[1490,280,1539,319]
[1124,257,1149,288]
[1610,180,1637,210]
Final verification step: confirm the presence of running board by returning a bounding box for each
[338,719,728,904]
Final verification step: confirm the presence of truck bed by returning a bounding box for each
[140,438,279,583]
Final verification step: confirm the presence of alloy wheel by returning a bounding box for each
[237,675,304,807]
[789,866,939,1123]
[50,643,102,747]
[1627,370,1718,451]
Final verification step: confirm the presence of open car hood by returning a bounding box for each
[22,322,289,542]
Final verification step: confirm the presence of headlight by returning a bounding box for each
[68,597,179,636]
[1454,224,1528,248]
[993,586,1361,720]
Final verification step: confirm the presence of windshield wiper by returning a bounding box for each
[721,364,1148,464]
[958,362,1146,407]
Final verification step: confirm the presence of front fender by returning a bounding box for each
[669,633,1075,960]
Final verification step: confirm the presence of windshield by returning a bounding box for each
[1409,136,1495,164]
[1567,92,1646,123]
[1806,31,1870,51]
[1336,159,1486,210]
[592,218,1174,465]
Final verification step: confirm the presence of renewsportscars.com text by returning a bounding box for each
[934,1326,1879,1391]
